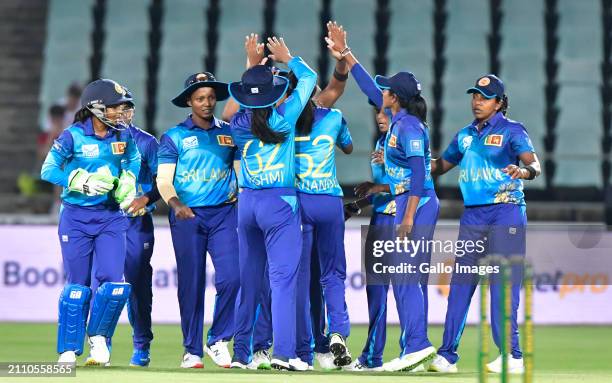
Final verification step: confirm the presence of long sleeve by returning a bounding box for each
[407,156,425,197]
[122,135,142,177]
[350,63,383,109]
[41,130,74,187]
[144,137,161,203]
[278,56,318,127]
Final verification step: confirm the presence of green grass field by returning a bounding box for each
[0,323,610,383]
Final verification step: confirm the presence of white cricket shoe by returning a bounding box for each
[271,357,309,371]
[58,351,76,364]
[84,336,110,366]
[204,340,231,368]
[428,354,458,373]
[343,359,384,372]
[180,353,204,368]
[486,354,524,374]
[315,352,340,370]
[383,346,436,372]
[247,349,272,370]
[329,333,352,366]
[230,359,248,369]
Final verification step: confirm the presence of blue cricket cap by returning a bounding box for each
[466,74,505,99]
[374,71,421,101]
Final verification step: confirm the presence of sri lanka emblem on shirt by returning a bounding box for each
[81,144,99,158]
[182,136,199,149]
[461,136,473,150]
[217,135,234,146]
[388,134,397,148]
[484,134,503,147]
[111,141,126,155]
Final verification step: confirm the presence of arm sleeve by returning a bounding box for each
[442,133,462,165]
[157,163,178,204]
[122,135,142,177]
[40,130,74,187]
[407,156,425,197]
[350,63,383,109]
[144,137,161,203]
[336,117,352,149]
[510,125,536,156]
[278,56,318,127]
[158,134,179,164]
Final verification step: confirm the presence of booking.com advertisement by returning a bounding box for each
[2,222,610,325]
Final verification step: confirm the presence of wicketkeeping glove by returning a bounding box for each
[67,167,116,196]
[114,170,137,210]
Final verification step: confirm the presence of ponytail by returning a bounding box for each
[286,71,316,136]
[497,94,509,116]
[251,107,286,144]
[397,93,428,125]
[73,108,92,123]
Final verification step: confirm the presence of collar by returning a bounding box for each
[80,118,114,139]
[391,108,409,125]
[183,115,222,130]
[471,111,505,132]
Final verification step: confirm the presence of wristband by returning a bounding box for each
[333,69,349,81]
[340,47,352,58]
[522,165,537,180]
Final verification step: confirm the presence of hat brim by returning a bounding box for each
[171,81,230,107]
[228,76,289,109]
[466,87,497,99]
[374,75,392,90]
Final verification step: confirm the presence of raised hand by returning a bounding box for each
[266,36,292,64]
[245,33,266,67]
[325,21,348,56]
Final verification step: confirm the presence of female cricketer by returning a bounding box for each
[156,72,239,369]
[429,75,541,375]
[227,36,316,371]
[41,79,140,365]
[328,27,438,372]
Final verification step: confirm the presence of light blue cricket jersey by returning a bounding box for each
[370,134,396,215]
[157,116,238,207]
[295,107,352,197]
[128,125,159,213]
[384,109,434,196]
[41,118,141,207]
[230,56,317,190]
[442,112,535,206]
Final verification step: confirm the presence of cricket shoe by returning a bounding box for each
[230,357,248,369]
[315,352,340,370]
[343,359,384,372]
[204,340,231,368]
[58,351,76,364]
[84,336,110,366]
[180,353,204,368]
[428,354,458,373]
[271,357,309,371]
[486,354,524,374]
[329,333,352,367]
[129,349,150,367]
[247,349,272,370]
[382,346,436,372]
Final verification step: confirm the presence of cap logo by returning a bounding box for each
[114,82,126,95]
[416,83,422,91]
[250,87,260,94]
[478,77,491,86]
[196,73,208,81]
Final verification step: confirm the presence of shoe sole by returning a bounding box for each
[399,352,436,372]
[180,363,204,368]
[329,342,352,367]
[271,362,290,371]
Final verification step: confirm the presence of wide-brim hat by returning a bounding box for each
[228,65,289,109]
[171,72,229,107]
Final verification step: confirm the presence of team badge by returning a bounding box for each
[196,73,208,81]
[81,144,99,158]
[217,135,234,146]
[388,134,397,148]
[111,141,126,155]
[114,82,126,95]
[410,140,422,152]
[462,136,473,150]
[478,77,491,86]
[484,134,503,147]
[182,136,199,149]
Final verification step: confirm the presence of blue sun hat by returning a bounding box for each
[374,71,422,100]
[171,72,229,107]
[228,65,289,108]
[466,74,504,99]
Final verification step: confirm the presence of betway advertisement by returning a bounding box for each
[1,223,611,324]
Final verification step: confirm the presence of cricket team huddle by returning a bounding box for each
[41,21,540,373]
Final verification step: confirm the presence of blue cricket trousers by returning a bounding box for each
[169,203,240,357]
[233,187,302,362]
[438,203,526,364]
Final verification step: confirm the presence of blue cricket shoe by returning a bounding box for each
[130,349,151,367]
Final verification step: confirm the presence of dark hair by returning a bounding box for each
[73,108,92,123]
[251,107,286,144]
[286,72,316,136]
[496,94,509,116]
[395,92,428,125]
